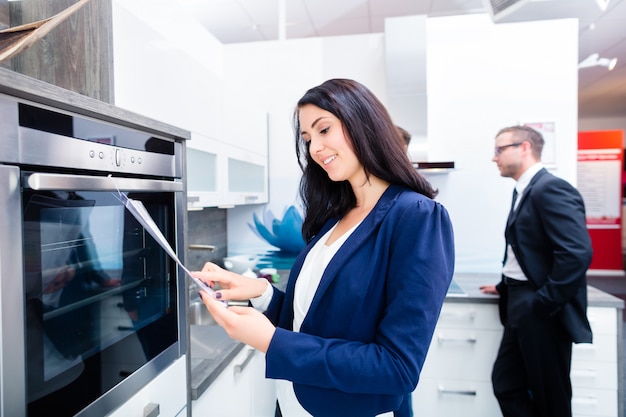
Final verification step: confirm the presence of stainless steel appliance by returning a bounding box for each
[0,91,189,416]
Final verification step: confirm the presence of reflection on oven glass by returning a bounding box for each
[24,190,177,415]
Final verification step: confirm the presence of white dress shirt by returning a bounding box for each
[502,162,544,281]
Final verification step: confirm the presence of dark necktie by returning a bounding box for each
[507,189,518,223]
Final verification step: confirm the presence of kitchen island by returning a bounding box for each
[190,272,624,417]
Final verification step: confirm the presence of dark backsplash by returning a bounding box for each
[186,208,228,271]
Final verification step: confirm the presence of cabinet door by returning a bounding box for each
[192,348,276,417]
[187,133,223,208]
[421,328,502,381]
[412,377,501,417]
[106,356,187,417]
[249,351,277,417]
[571,306,620,417]
[187,131,268,209]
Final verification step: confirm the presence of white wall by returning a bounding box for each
[426,15,579,272]
[222,34,388,255]
[225,15,580,274]
[111,6,581,273]
[112,1,225,139]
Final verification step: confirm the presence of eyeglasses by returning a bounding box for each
[494,142,523,156]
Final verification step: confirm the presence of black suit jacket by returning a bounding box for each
[495,168,593,343]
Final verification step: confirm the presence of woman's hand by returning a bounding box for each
[200,292,275,353]
[191,262,268,302]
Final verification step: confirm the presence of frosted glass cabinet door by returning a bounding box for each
[188,148,217,193]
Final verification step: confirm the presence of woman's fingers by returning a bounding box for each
[199,295,274,353]
[201,291,230,327]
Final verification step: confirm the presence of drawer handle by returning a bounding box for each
[572,396,598,406]
[143,402,160,417]
[438,386,477,396]
[570,369,597,378]
[437,336,477,344]
[440,311,476,321]
[234,349,255,374]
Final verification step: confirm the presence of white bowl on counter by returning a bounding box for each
[223,255,258,274]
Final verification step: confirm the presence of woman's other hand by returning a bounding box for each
[200,292,275,353]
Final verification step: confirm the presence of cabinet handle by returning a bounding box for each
[437,386,477,396]
[570,369,597,378]
[572,396,598,406]
[143,402,160,417]
[439,311,476,321]
[234,349,255,374]
[188,244,216,252]
[437,335,477,344]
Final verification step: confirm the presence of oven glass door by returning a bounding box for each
[23,187,178,416]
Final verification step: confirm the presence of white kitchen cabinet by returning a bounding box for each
[412,302,502,416]
[571,307,621,417]
[105,356,187,417]
[192,347,276,417]
[187,126,268,209]
[412,302,621,417]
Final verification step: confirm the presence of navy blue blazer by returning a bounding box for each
[496,168,593,343]
[263,185,455,416]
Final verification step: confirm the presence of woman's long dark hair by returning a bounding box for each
[294,79,437,241]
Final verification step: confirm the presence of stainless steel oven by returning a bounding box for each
[0,93,188,416]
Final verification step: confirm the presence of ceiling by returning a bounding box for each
[182,0,626,120]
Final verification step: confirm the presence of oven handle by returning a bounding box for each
[25,173,183,192]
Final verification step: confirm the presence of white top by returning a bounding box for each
[502,162,544,281]
[251,221,393,417]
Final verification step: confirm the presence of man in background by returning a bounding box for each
[480,125,593,417]
[397,126,411,153]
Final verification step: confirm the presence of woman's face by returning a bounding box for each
[299,104,363,184]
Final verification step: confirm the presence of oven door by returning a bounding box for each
[0,167,186,417]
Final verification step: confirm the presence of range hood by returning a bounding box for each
[384,15,454,174]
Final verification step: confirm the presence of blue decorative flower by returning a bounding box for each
[248,205,306,254]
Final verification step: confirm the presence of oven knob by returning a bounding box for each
[115,149,121,167]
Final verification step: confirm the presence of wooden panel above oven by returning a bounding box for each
[2,0,113,103]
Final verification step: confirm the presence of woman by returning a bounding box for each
[193,79,454,417]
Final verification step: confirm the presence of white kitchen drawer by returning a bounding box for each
[572,334,617,363]
[572,386,618,417]
[412,377,501,417]
[571,360,618,390]
[421,328,502,381]
[587,307,618,335]
[437,302,501,330]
